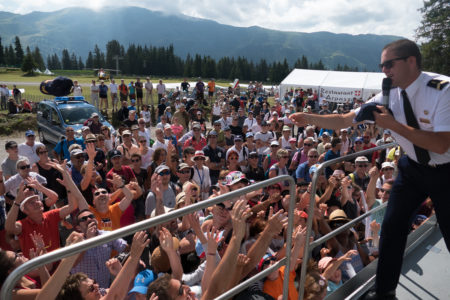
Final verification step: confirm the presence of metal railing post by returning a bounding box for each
[1,175,297,300]
[297,142,397,300]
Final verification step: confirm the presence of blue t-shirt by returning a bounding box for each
[53,138,85,160]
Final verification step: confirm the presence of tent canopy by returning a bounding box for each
[279,69,386,103]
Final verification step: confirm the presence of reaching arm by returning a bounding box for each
[26,178,58,208]
[240,207,288,278]
[159,228,183,281]
[290,111,356,131]
[35,232,84,300]
[80,143,97,191]
[322,250,357,280]
[365,167,379,209]
[201,227,221,293]
[48,161,85,216]
[5,182,26,236]
[202,199,252,300]
[104,231,149,300]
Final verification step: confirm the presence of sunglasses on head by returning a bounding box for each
[78,214,95,222]
[19,164,31,170]
[94,190,108,196]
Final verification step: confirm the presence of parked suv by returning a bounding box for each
[37,96,114,145]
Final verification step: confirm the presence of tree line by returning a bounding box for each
[0,36,359,82]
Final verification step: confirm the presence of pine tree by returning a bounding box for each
[61,49,71,69]
[33,46,45,70]
[21,52,37,75]
[14,36,24,67]
[0,37,4,66]
[85,51,94,69]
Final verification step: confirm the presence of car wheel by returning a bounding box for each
[38,129,48,144]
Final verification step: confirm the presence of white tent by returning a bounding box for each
[279,69,386,103]
[44,68,54,75]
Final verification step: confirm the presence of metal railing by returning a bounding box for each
[297,142,397,300]
[1,175,297,300]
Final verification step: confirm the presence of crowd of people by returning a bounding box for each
[0,74,435,300]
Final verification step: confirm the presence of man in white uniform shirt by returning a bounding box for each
[290,39,450,300]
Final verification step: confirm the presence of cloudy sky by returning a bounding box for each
[1,0,424,39]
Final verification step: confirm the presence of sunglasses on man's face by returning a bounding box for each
[178,170,191,174]
[378,56,409,70]
[19,164,31,170]
[94,190,108,196]
[78,214,95,223]
[158,171,171,176]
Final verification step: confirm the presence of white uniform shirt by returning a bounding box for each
[354,72,450,165]
[243,117,256,131]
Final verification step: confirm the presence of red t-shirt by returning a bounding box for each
[19,209,61,258]
[363,143,378,163]
[183,137,207,151]
[106,166,136,227]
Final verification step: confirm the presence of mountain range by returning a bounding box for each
[0,7,403,71]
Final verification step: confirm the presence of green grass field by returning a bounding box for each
[0,69,235,104]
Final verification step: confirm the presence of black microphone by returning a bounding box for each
[382,77,392,108]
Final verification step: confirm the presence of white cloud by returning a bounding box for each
[0,0,423,39]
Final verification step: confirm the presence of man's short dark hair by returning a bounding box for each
[383,39,422,69]
[331,137,341,148]
[5,141,17,150]
[147,273,173,300]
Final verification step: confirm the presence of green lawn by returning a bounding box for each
[0,69,234,105]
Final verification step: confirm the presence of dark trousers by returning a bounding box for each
[376,156,450,294]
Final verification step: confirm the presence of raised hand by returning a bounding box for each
[131,231,150,258]
[320,247,331,258]
[30,231,46,253]
[368,166,379,178]
[289,112,309,127]
[341,249,358,261]
[85,143,97,160]
[293,225,307,246]
[107,173,125,190]
[236,253,250,268]
[231,199,252,240]
[158,227,174,252]
[267,208,288,235]
[150,173,163,199]
[65,231,85,246]
[205,227,222,253]
[105,258,122,276]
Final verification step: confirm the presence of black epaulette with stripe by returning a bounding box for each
[427,79,449,90]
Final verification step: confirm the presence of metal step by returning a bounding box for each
[325,215,448,300]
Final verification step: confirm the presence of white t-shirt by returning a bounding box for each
[18,142,44,165]
[109,83,118,94]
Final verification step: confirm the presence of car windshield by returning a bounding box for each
[59,106,104,125]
